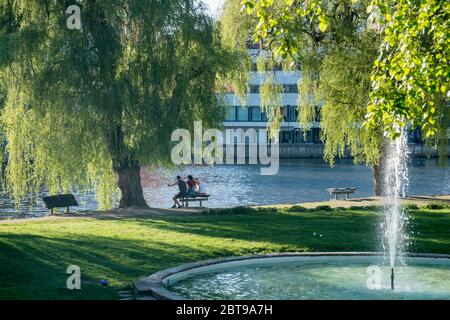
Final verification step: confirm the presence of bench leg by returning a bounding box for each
[200,200,202,208]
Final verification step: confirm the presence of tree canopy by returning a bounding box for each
[238,0,449,190]
[0,0,241,208]
[242,0,449,138]
[366,0,449,145]
[231,0,386,193]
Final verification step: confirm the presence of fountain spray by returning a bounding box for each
[382,128,409,291]
[391,268,395,290]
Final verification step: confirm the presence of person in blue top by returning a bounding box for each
[186,175,196,197]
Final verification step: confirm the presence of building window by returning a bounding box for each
[261,110,268,122]
[250,107,262,121]
[225,106,236,121]
[312,128,321,144]
[249,85,260,93]
[284,84,298,93]
[280,131,293,144]
[281,106,288,122]
[274,63,283,71]
[286,105,298,122]
[294,130,313,144]
[408,129,423,143]
[237,107,249,121]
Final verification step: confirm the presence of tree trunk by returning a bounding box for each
[115,164,148,208]
[372,139,389,196]
[372,164,383,196]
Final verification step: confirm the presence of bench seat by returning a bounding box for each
[43,194,79,214]
[180,195,210,208]
[326,188,357,200]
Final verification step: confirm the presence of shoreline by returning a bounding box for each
[1,194,449,223]
[259,194,450,209]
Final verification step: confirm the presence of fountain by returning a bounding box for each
[135,130,450,300]
[381,129,410,290]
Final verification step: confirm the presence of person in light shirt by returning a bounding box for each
[194,178,207,196]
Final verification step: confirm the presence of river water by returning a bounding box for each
[0,158,448,218]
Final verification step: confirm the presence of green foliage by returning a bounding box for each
[366,0,450,142]
[424,203,448,210]
[242,0,449,166]
[283,205,308,212]
[241,0,385,168]
[0,0,241,207]
[404,203,419,211]
[348,205,379,211]
[314,205,332,211]
[319,32,383,165]
[218,0,253,102]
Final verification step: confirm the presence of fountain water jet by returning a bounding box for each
[381,128,410,290]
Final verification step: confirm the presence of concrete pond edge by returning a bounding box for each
[133,252,450,300]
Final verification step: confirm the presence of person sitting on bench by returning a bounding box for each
[194,178,207,197]
[168,176,187,208]
[186,175,196,197]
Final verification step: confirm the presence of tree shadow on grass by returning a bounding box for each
[0,233,229,300]
[129,210,450,255]
[130,211,380,252]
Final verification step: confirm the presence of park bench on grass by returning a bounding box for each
[180,195,210,208]
[43,194,78,214]
[326,188,357,200]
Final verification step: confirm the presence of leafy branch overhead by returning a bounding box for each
[242,0,450,140]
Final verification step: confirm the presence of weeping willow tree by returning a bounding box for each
[242,0,449,194]
[220,0,288,140]
[0,0,242,208]
[234,0,387,194]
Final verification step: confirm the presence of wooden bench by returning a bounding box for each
[180,195,210,208]
[43,194,79,214]
[326,188,357,200]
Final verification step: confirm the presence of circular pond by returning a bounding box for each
[136,253,450,300]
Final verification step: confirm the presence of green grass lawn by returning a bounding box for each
[0,207,449,300]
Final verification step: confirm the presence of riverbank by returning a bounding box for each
[265,194,450,209]
[0,204,449,299]
[1,194,449,222]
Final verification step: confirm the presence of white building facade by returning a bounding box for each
[222,49,324,158]
[221,49,448,158]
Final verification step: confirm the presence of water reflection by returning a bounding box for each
[143,158,449,208]
[0,158,448,218]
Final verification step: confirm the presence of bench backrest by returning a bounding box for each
[327,188,357,193]
[43,194,78,209]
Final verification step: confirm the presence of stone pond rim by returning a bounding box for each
[133,252,450,300]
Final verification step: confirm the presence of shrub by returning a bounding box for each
[404,203,419,211]
[255,207,278,214]
[283,205,308,212]
[425,203,447,210]
[314,205,333,211]
[348,205,379,211]
[232,206,258,214]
